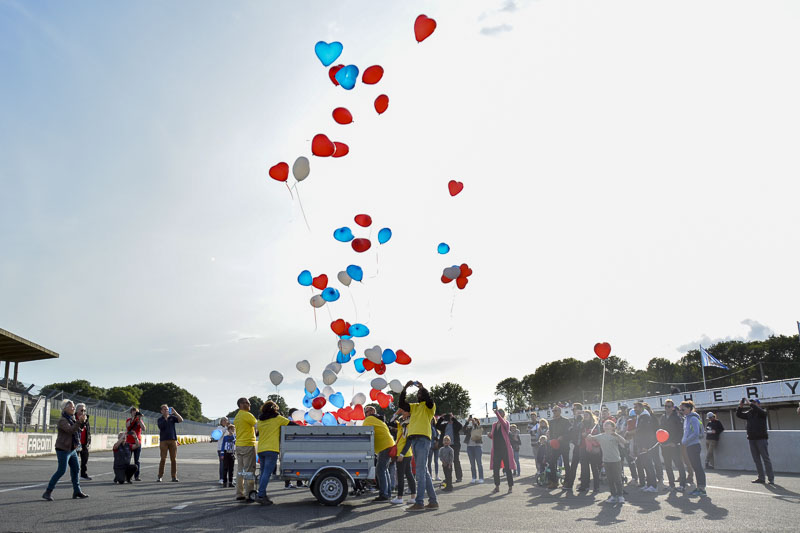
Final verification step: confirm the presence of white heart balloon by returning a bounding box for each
[389,379,403,394]
[365,345,383,364]
[309,408,324,421]
[322,385,335,398]
[296,360,311,374]
[305,377,317,394]
[337,271,352,287]
[269,371,283,386]
[352,392,366,405]
[291,410,306,422]
[322,369,337,386]
[325,362,342,374]
[443,266,461,280]
[370,377,387,390]
[338,338,355,354]
[293,156,310,182]
[310,295,326,308]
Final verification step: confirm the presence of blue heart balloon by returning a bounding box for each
[346,264,363,282]
[303,396,313,409]
[314,41,343,67]
[211,429,223,441]
[377,228,392,244]
[329,392,345,408]
[322,287,340,302]
[335,65,359,90]
[348,323,369,337]
[437,243,450,254]
[306,387,321,399]
[322,413,338,426]
[333,227,354,242]
[382,349,397,364]
[336,350,353,364]
[304,411,315,424]
[354,358,366,373]
[298,270,313,286]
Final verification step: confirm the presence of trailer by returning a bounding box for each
[247,425,375,506]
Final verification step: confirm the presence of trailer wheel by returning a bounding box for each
[312,471,348,506]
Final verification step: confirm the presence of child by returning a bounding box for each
[439,436,454,492]
[586,420,629,504]
[221,424,236,487]
[113,431,139,484]
[536,435,549,474]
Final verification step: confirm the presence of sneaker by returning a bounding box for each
[80,475,92,481]
[236,496,247,501]
[435,476,441,481]
[425,502,439,510]
[674,485,686,493]
[643,486,658,493]
[156,477,162,482]
[477,479,485,484]
[507,486,513,493]
[751,478,766,484]
[617,496,625,504]
[373,495,390,502]
[470,478,477,484]
[171,478,179,482]
[768,480,776,485]
[219,479,225,485]
[406,503,426,512]
[390,498,404,504]
[134,477,141,482]
[256,496,273,506]
[492,486,500,493]
[688,488,706,497]
[605,495,617,503]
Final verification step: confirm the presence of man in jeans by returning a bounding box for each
[126,407,147,481]
[157,404,183,482]
[660,400,687,492]
[704,412,724,469]
[736,398,774,484]
[399,380,438,511]
[233,398,257,501]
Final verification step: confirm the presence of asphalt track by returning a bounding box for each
[1,443,799,532]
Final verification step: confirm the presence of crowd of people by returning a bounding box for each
[41,392,781,507]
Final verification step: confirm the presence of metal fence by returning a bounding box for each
[0,383,214,436]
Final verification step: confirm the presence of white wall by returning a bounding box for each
[0,432,210,459]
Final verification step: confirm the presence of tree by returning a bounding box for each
[135,382,204,421]
[430,382,471,418]
[41,379,106,401]
[105,386,143,407]
[267,394,288,415]
[226,396,264,420]
[495,377,524,413]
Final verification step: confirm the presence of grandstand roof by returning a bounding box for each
[0,328,59,363]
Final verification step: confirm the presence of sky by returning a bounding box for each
[2,0,799,420]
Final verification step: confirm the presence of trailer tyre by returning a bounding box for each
[312,471,348,506]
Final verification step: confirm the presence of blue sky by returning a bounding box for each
[2,0,799,418]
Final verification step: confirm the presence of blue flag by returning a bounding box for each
[700,345,729,370]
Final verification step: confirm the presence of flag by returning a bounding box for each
[700,345,729,370]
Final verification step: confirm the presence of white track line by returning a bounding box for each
[705,485,800,499]
[171,501,193,509]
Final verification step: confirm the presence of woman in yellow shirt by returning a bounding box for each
[363,406,395,501]
[255,401,296,505]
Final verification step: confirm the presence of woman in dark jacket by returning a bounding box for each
[42,400,88,501]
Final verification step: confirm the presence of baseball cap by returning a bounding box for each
[706,412,715,419]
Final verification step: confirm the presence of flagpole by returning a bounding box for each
[700,346,707,391]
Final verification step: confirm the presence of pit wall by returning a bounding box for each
[0,432,211,459]
[479,430,800,474]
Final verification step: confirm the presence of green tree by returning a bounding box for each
[105,386,143,407]
[430,382,471,418]
[41,379,106,400]
[135,382,204,421]
[226,396,264,420]
[495,377,525,412]
[267,394,288,415]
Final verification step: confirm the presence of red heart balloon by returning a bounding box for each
[312,397,326,410]
[363,359,376,371]
[448,180,464,196]
[331,319,348,336]
[332,107,353,125]
[362,65,384,85]
[332,142,349,158]
[369,388,379,401]
[351,238,371,253]
[374,94,389,115]
[337,408,350,421]
[460,263,472,277]
[354,214,372,227]
[329,64,344,86]
[312,274,328,290]
[441,275,453,284]
[311,134,335,157]
[414,14,437,43]
[374,363,387,375]
[594,342,611,360]
[268,162,289,182]
[377,392,391,408]
[351,404,365,421]
[395,349,412,365]
[456,276,469,289]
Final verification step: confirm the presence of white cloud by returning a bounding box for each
[675,319,775,353]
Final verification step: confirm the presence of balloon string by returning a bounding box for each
[448,287,457,330]
[312,307,318,331]
[285,181,295,200]
[348,288,359,322]
[325,303,333,323]
[294,186,311,231]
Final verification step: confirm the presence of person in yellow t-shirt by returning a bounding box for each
[392,411,416,504]
[233,398,257,502]
[399,380,438,511]
[363,406,395,501]
[254,400,296,505]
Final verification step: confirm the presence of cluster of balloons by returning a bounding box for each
[333,213,392,253]
[269,156,311,184]
[297,270,341,307]
[441,263,473,290]
[353,347,412,375]
[316,40,390,115]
